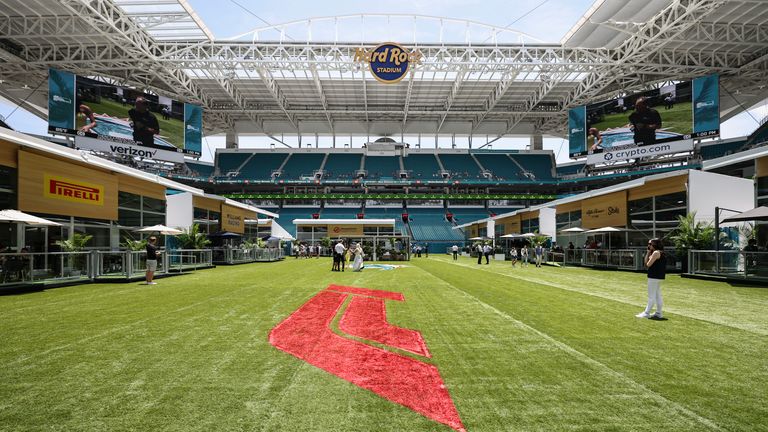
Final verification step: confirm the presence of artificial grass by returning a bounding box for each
[591,101,693,136]
[0,257,766,431]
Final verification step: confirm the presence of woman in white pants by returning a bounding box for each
[637,238,667,319]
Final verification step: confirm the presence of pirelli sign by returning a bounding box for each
[44,175,104,206]
[18,150,118,220]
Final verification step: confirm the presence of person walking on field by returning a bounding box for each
[476,243,483,265]
[534,243,543,268]
[510,248,518,268]
[145,236,160,285]
[520,245,529,267]
[637,238,667,319]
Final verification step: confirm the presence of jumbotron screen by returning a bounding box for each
[568,75,719,158]
[47,68,202,156]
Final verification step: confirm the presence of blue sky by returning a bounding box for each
[1,0,767,163]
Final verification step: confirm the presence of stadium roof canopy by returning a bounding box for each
[0,0,766,143]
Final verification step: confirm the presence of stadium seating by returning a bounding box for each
[438,154,483,178]
[364,156,401,179]
[280,154,326,179]
[700,139,748,160]
[323,153,362,179]
[405,209,465,242]
[217,153,250,175]
[321,207,361,218]
[510,154,555,179]
[447,208,491,225]
[186,162,215,178]
[272,208,316,237]
[403,154,442,179]
[556,163,586,177]
[362,208,407,234]
[237,154,289,180]
[474,153,520,180]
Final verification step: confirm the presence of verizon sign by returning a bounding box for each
[586,139,694,165]
[75,136,185,163]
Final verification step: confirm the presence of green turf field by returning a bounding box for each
[591,102,693,136]
[76,98,185,149]
[1,256,766,431]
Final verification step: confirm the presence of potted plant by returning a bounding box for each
[669,212,715,273]
[55,233,92,277]
[176,224,211,250]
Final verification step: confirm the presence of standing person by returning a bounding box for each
[476,243,483,265]
[520,245,529,267]
[637,238,667,319]
[510,247,518,268]
[425,243,429,258]
[483,244,491,265]
[416,245,422,258]
[451,244,459,261]
[128,97,160,146]
[743,239,759,273]
[344,242,352,271]
[352,243,365,272]
[534,243,543,268]
[145,236,160,285]
[588,128,603,153]
[334,240,346,272]
[628,97,662,145]
[568,242,575,250]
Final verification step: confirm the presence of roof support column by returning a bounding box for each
[225,130,238,149]
[530,134,543,151]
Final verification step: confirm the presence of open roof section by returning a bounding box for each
[113,0,213,41]
[0,0,766,141]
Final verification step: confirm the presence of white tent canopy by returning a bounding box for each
[0,209,61,226]
[560,227,586,233]
[269,220,295,241]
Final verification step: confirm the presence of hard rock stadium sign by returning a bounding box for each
[354,42,422,84]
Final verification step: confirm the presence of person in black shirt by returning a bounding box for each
[128,97,160,146]
[743,238,759,273]
[637,238,666,319]
[628,97,662,145]
[145,236,161,285]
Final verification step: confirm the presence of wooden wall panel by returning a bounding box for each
[756,157,768,178]
[581,190,627,229]
[193,195,222,212]
[221,204,253,234]
[627,174,687,201]
[118,174,166,200]
[556,201,581,214]
[0,140,18,167]
[18,150,118,220]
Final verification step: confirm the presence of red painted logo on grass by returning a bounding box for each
[269,284,465,431]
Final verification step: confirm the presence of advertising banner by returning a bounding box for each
[586,139,694,165]
[693,74,720,137]
[184,103,203,154]
[75,136,185,163]
[48,68,76,131]
[581,191,627,229]
[568,106,587,158]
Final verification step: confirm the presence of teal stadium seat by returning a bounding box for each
[237,154,289,180]
[323,154,362,179]
[281,154,326,179]
[438,154,483,178]
[403,154,441,179]
[364,156,401,179]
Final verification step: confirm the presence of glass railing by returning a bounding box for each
[168,249,213,271]
[689,250,768,279]
[212,247,284,264]
[0,252,91,287]
[561,249,644,270]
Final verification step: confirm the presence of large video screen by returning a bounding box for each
[568,75,719,158]
[48,68,202,156]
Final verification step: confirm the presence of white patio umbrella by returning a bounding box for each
[0,209,61,226]
[560,227,586,233]
[500,233,520,238]
[134,224,183,235]
[469,236,485,241]
[585,226,624,233]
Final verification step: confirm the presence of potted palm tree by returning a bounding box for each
[669,212,715,273]
[55,233,92,277]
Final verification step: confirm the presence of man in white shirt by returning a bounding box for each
[333,241,346,272]
[476,243,483,265]
[451,244,459,261]
[483,244,491,264]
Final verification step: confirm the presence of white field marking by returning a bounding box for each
[417,261,723,431]
[437,257,768,336]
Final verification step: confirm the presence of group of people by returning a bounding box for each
[332,240,364,272]
[293,243,321,258]
[508,244,544,268]
[412,243,429,257]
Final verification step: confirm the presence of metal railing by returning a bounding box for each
[689,250,768,280]
[168,249,213,271]
[212,247,284,264]
[558,249,644,270]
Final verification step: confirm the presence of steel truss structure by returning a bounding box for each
[0,0,766,142]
